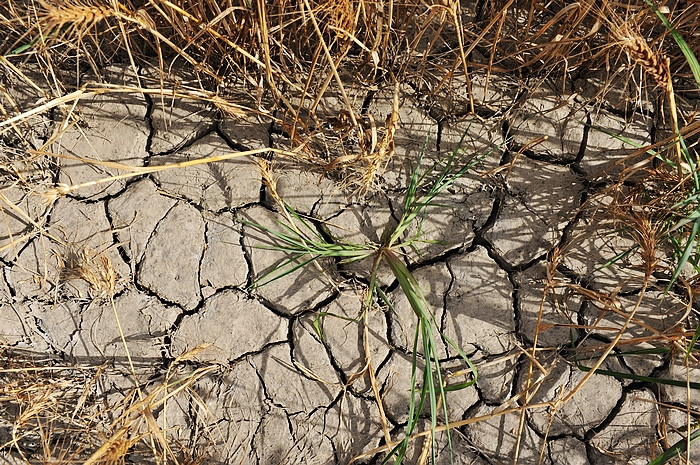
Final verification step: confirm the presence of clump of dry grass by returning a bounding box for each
[56,243,117,299]
[0,1,697,194]
[0,345,219,464]
[2,0,696,191]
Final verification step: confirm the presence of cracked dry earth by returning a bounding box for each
[1,69,699,465]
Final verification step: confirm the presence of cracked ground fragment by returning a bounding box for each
[251,410,298,464]
[151,132,261,211]
[578,110,652,179]
[578,291,684,376]
[172,289,287,362]
[10,287,177,363]
[471,70,524,113]
[107,178,177,267]
[200,211,247,292]
[0,65,55,148]
[522,353,623,437]
[219,114,271,152]
[548,436,590,465]
[465,403,544,463]
[162,360,266,464]
[270,395,386,464]
[250,343,341,434]
[589,388,659,463]
[472,353,518,404]
[20,299,83,354]
[662,409,700,464]
[53,93,150,199]
[305,390,384,463]
[137,201,204,310]
[510,82,588,164]
[660,359,700,410]
[0,299,47,351]
[376,351,431,424]
[0,186,48,262]
[6,197,130,300]
[0,274,27,346]
[518,262,586,347]
[317,291,389,394]
[560,206,648,293]
[573,68,654,115]
[292,314,342,388]
[378,351,478,428]
[377,115,504,264]
[148,96,217,155]
[445,246,515,355]
[60,287,176,364]
[390,178,494,263]
[486,157,582,266]
[269,162,334,215]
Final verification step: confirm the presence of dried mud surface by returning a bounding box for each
[1,68,698,465]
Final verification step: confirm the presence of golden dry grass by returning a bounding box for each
[0,344,219,465]
[0,0,696,188]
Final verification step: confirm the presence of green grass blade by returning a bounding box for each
[251,254,321,288]
[237,218,311,250]
[584,122,676,166]
[572,350,700,390]
[647,427,700,465]
[441,332,478,390]
[596,245,639,271]
[422,322,439,464]
[383,250,429,318]
[312,311,360,345]
[671,195,700,211]
[678,136,700,189]
[667,208,700,234]
[383,248,468,463]
[668,216,700,289]
[685,323,700,363]
[385,324,425,464]
[576,365,700,390]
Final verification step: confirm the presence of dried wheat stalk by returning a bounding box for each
[619,34,671,88]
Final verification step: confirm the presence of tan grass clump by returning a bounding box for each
[0,345,220,464]
[2,0,700,192]
[55,243,117,299]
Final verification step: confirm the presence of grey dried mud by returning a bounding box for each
[1,66,697,465]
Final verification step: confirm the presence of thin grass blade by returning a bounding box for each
[647,427,700,465]
[668,216,700,289]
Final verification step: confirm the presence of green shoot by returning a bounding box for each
[241,128,493,463]
[647,427,700,465]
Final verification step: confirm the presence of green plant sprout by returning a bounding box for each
[240,131,499,464]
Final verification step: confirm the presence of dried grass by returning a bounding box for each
[0,345,218,464]
[0,0,698,189]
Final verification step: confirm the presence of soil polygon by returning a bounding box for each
[54,94,150,199]
[151,132,261,211]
